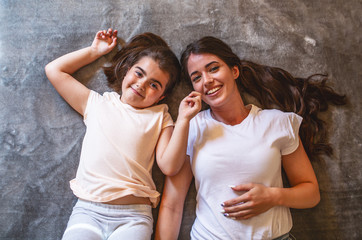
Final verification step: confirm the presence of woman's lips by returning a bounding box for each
[206,86,221,95]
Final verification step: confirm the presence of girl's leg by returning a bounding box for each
[61,200,104,240]
[108,205,153,240]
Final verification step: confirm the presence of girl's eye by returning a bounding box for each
[135,71,143,77]
[150,82,158,89]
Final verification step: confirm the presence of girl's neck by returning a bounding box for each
[210,99,250,126]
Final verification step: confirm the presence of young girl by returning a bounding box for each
[45,28,201,240]
[156,36,346,240]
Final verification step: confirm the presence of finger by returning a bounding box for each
[222,201,248,213]
[233,213,255,220]
[96,31,102,38]
[185,94,201,105]
[222,208,252,220]
[112,29,118,38]
[222,195,249,207]
[229,183,254,192]
[186,98,201,108]
[187,91,201,98]
[110,37,118,48]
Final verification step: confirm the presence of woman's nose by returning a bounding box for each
[203,73,213,85]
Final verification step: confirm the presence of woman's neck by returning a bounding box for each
[210,99,250,126]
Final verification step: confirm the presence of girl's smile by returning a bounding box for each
[121,56,169,109]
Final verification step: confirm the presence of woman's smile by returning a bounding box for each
[206,86,222,96]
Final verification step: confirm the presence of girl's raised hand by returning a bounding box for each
[91,28,118,56]
[178,91,202,121]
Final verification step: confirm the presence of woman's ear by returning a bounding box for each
[232,66,240,80]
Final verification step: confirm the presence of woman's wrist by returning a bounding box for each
[270,187,283,207]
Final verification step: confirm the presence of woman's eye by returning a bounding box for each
[192,75,201,82]
[210,66,219,72]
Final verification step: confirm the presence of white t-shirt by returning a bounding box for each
[187,104,302,239]
[70,91,174,207]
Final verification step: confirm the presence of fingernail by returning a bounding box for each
[228,185,235,188]
[221,203,225,207]
[220,209,225,213]
[223,213,229,217]
[230,217,236,220]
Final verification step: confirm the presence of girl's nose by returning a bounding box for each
[136,79,146,90]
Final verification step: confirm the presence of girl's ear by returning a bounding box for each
[232,66,240,80]
[157,95,165,103]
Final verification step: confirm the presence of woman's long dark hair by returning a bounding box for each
[104,32,180,97]
[181,36,347,161]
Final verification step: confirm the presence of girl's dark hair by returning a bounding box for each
[104,32,180,97]
[181,36,347,161]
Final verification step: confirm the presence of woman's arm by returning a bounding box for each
[155,158,194,240]
[45,29,117,115]
[278,138,320,208]
[156,92,201,176]
[222,138,320,219]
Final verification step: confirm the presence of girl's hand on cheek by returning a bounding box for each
[221,183,277,220]
[91,28,118,56]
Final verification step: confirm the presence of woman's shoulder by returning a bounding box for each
[253,105,295,118]
[252,105,302,125]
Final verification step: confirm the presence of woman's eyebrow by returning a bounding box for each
[135,66,163,88]
[190,61,219,77]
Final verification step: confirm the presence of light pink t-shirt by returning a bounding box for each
[70,91,174,207]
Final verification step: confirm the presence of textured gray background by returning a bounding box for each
[0,0,361,239]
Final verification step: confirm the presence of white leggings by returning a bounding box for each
[62,199,153,240]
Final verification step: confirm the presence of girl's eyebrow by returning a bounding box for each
[189,61,219,77]
[136,66,163,88]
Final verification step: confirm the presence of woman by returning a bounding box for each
[155,36,346,240]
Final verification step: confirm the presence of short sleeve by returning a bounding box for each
[83,90,102,123]
[280,113,303,155]
[160,105,174,129]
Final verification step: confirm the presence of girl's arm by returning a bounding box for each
[45,28,117,116]
[222,138,320,219]
[156,91,201,176]
[155,158,194,240]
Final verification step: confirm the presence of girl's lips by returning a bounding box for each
[206,86,221,95]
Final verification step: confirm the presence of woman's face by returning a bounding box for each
[187,53,239,108]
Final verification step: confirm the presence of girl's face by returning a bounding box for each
[187,53,239,108]
[121,56,169,109]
